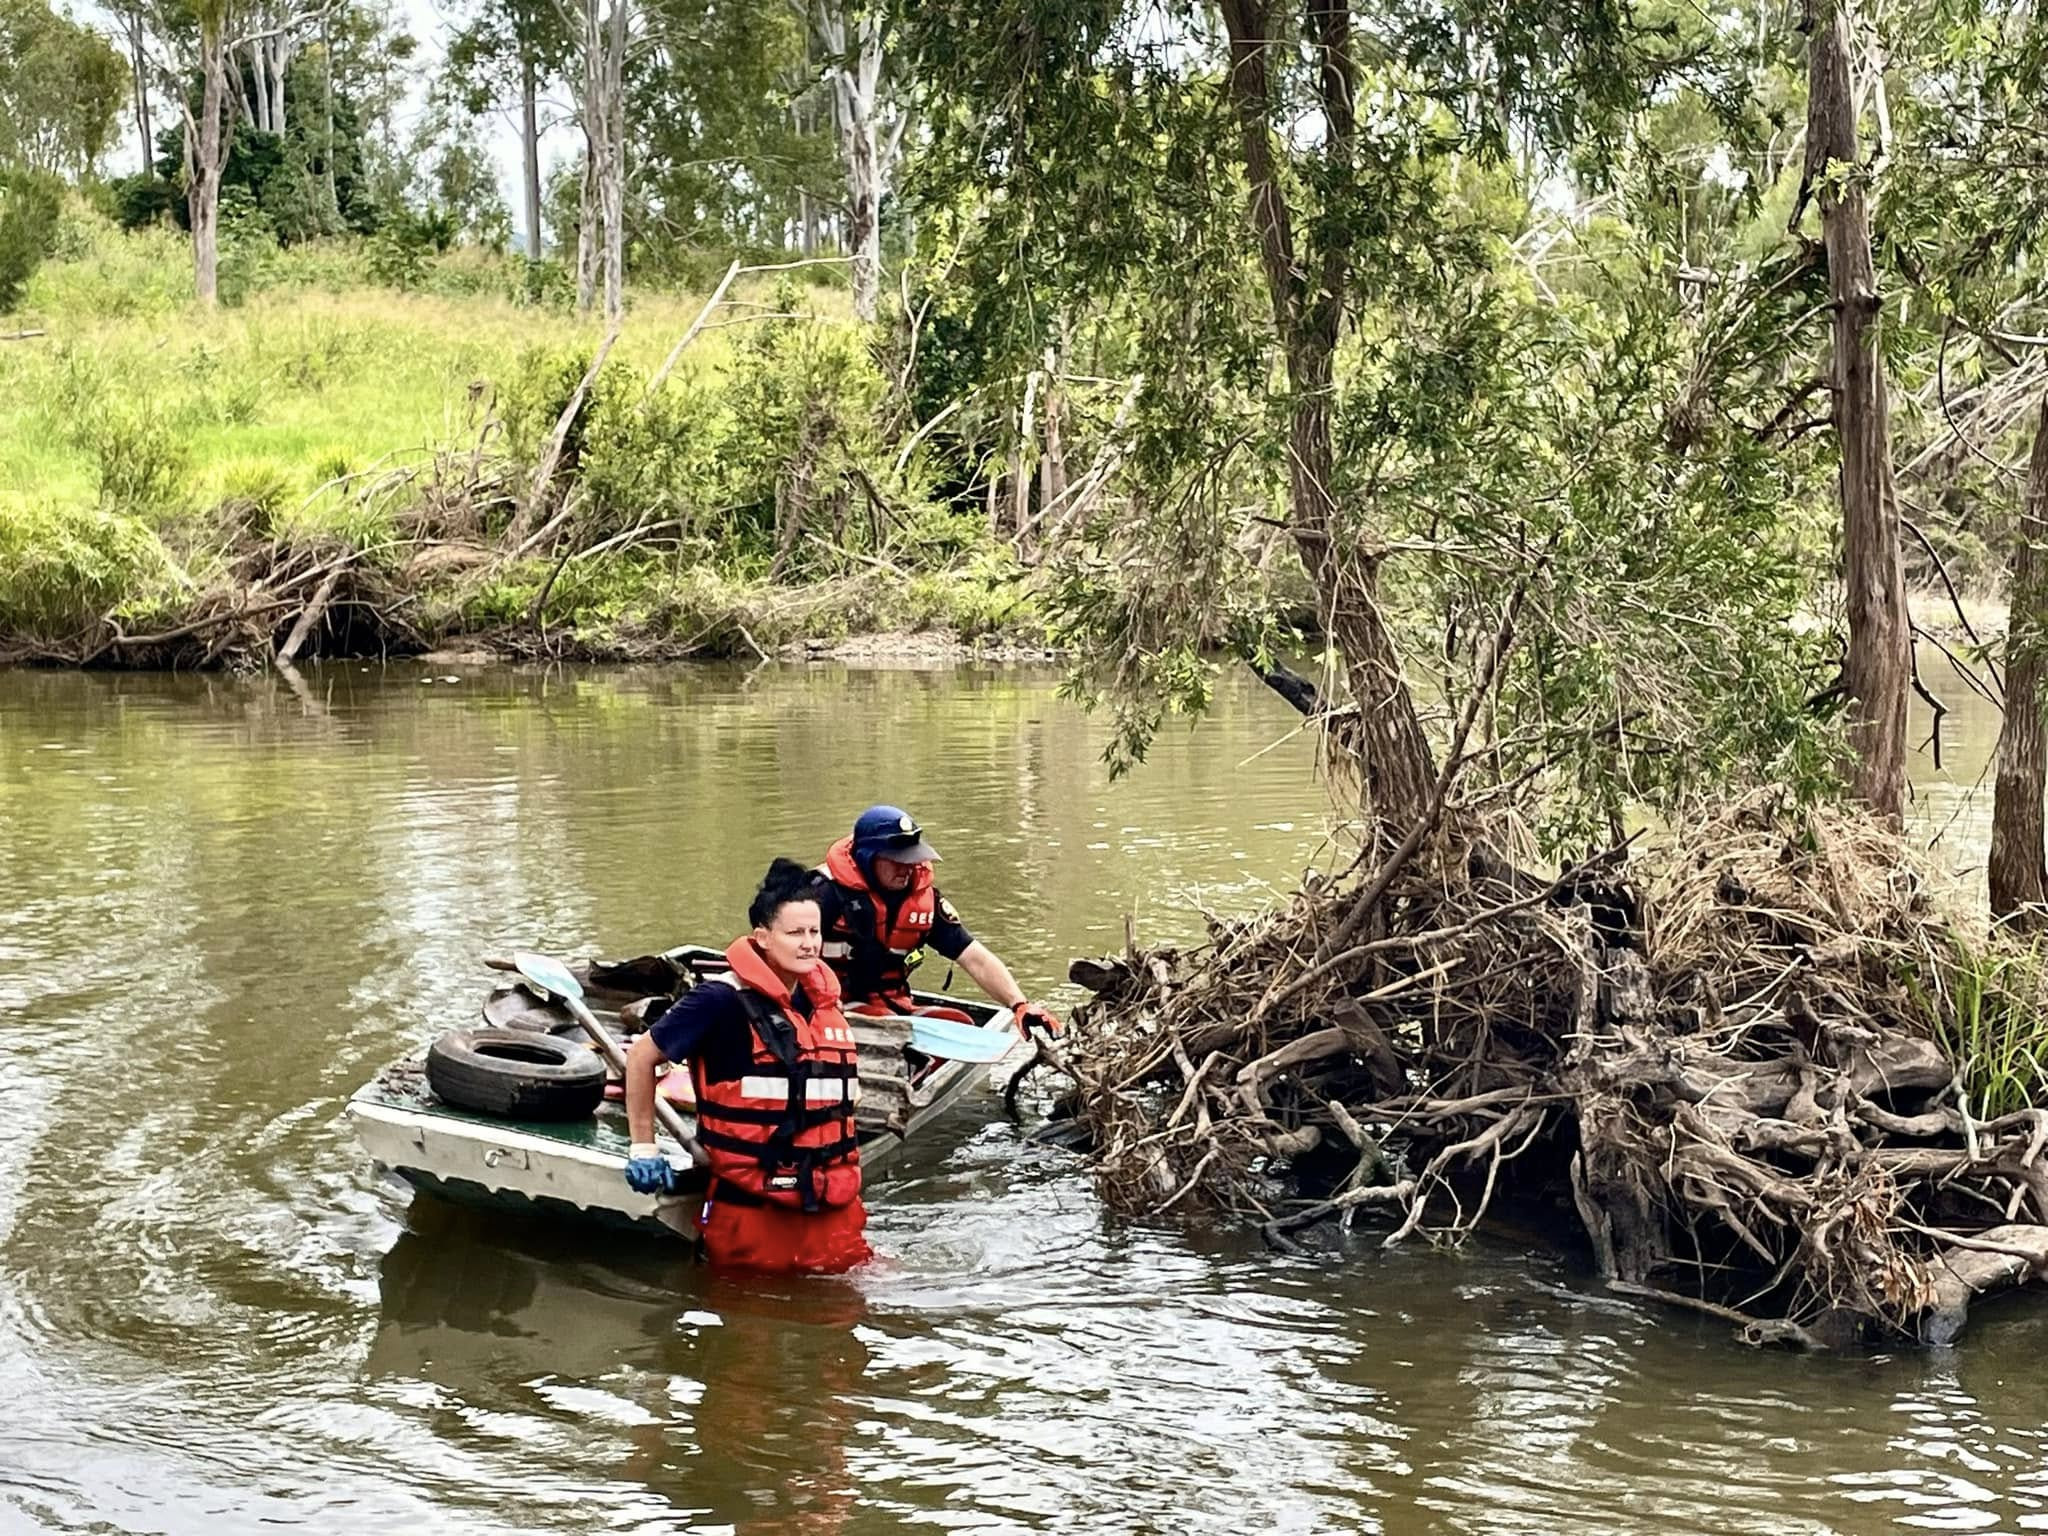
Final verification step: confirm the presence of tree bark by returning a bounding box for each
[320,11,338,226]
[1991,398,2048,924]
[269,35,287,136]
[250,40,271,131]
[1035,339,1065,568]
[817,3,883,320]
[576,148,596,312]
[1216,0,1436,830]
[602,0,626,320]
[1805,0,1909,820]
[187,10,232,307]
[576,0,625,318]
[127,12,154,178]
[521,52,543,260]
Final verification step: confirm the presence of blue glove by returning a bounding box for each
[624,1154,678,1195]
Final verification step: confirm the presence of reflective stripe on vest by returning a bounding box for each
[737,1074,864,1105]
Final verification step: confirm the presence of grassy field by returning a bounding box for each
[2,222,767,529]
[0,213,1031,662]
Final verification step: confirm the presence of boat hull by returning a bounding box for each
[349,965,1018,1239]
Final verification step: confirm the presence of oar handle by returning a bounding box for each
[563,994,707,1167]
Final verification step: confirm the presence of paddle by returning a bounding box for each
[906,1012,1020,1064]
[511,951,708,1168]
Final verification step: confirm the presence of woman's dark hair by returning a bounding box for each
[749,857,820,928]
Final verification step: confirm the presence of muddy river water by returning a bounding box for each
[2,660,2046,1535]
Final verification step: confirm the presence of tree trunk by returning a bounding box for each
[1217,0,1436,829]
[576,151,597,312]
[521,53,543,260]
[188,16,231,307]
[602,0,626,321]
[1806,0,1910,821]
[127,15,154,178]
[818,4,883,320]
[1035,340,1065,568]
[248,40,268,131]
[320,12,338,226]
[1990,398,2048,924]
[577,0,625,318]
[270,37,287,137]
[1013,367,1038,548]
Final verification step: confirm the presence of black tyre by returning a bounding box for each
[425,1028,606,1121]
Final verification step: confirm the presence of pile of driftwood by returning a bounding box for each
[1043,795,2048,1347]
[2,535,432,670]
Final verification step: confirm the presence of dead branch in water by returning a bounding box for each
[1050,793,2048,1347]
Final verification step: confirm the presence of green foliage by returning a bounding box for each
[0,495,178,639]
[1913,935,2048,1120]
[899,0,1842,833]
[630,0,838,260]
[215,190,278,307]
[497,293,922,568]
[81,400,191,512]
[366,217,436,290]
[0,164,62,309]
[111,173,181,232]
[212,457,295,535]
[20,209,190,315]
[0,0,125,177]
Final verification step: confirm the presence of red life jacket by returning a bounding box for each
[690,938,862,1212]
[819,836,937,1010]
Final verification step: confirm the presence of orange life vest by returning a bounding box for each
[690,938,862,1212]
[819,836,937,1010]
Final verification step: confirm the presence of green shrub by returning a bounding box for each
[111,173,179,232]
[84,401,190,512]
[575,368,735,540]
[23,210,190,316]
[0,166,64,311]
[0,495,178,639]
[211,458,295,534]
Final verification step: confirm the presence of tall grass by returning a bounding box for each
[1917,935,2048,1120]
[1,207,773,545]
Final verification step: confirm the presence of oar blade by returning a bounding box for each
[909,1015,1018,1064]
[512,950,584,1002]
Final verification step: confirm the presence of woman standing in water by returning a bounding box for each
[621,858,869,1272]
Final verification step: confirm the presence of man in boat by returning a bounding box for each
[620,858,869,1272]
[812,804,1062,1035]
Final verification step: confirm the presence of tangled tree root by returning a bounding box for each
[1035,795,2048,1348]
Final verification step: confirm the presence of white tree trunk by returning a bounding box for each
[817,6,884,320]
[266,34,290,138]
[320,11,338,224]
[248,40,269,131]
[127,13,154,177]
[268,35,289,136]
[189,22,232,305]
[576,148,597,312]
[521,54,543,260]
[603,0,625,320]
[576,0,628,316]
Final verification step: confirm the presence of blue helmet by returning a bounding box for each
[851,805,941,879]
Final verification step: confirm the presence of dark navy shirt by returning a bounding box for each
[648,978,817,1084]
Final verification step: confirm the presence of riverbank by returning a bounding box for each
[0,215,1052,668]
